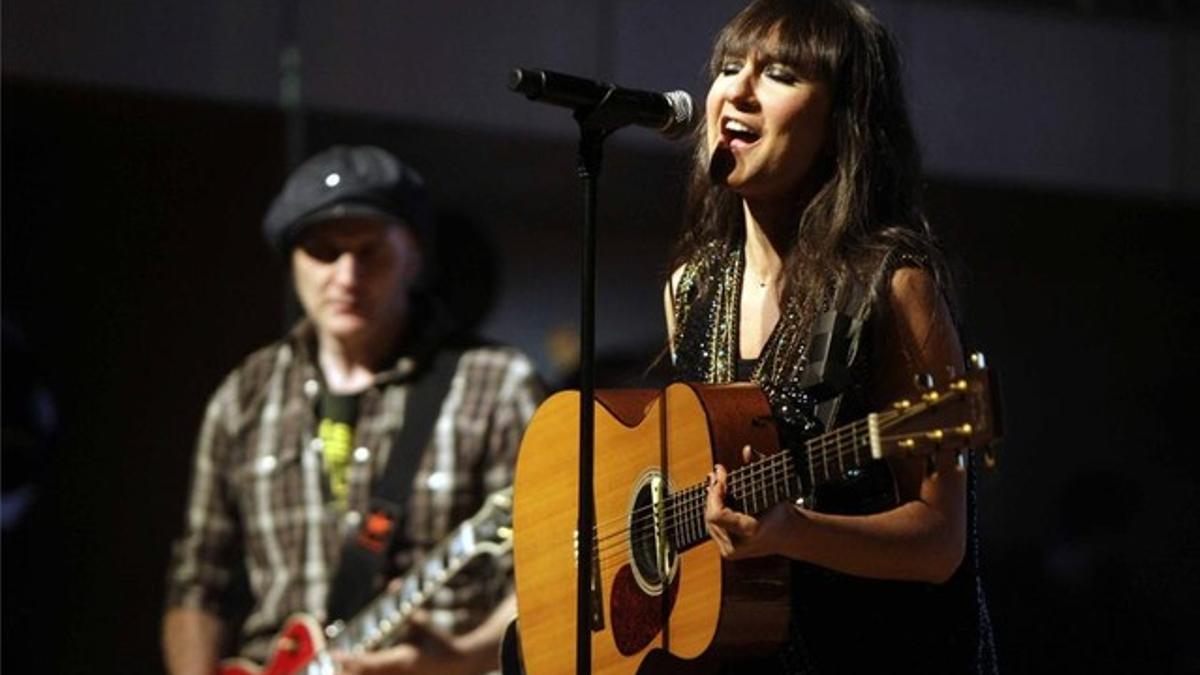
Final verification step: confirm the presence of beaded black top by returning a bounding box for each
[669,239,998,674]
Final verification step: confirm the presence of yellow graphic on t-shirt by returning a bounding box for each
[319,418,354,505]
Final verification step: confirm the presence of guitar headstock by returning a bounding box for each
[470,486,515,554]
[872,353,1002,467]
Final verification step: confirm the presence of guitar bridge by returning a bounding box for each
[573,528,606,630]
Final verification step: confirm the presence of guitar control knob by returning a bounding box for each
[914,373,935,390]
[969,352,987,370]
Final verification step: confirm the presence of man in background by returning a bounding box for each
[163,145,541,674]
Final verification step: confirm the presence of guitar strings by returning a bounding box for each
[587,392,973,567]
[587,403,947,564]
[587,432,809,549]
[589,410,885,550]
[589,438,848,563]
[592,404,930,553]
[584,386,959,543]
[590,451,795,560]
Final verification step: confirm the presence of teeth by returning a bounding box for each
[723,119,756,135]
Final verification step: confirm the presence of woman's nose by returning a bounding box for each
[725,67,758,111]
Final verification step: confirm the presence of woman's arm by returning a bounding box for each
[705,267,967,583]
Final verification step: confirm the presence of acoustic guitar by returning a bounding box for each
[511,360,999,674]
[218,487,515,675]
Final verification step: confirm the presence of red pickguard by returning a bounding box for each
[610,563,680,656]
[216,614,323,675]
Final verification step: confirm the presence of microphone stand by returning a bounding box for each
[571,87,629,675]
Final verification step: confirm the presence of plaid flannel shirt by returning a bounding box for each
[165,321,543,662]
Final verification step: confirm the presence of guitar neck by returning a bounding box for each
[666,416,880,553]
[664,372,995,554]
[330,489,513,653]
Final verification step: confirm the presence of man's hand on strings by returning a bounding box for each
[333,611,475,675]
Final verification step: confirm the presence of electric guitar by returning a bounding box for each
[218,487,515,675]
[510,358,1000,675]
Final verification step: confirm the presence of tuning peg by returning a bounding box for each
[969,352,987,370]
[914,373,935,390]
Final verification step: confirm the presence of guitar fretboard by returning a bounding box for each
[329,489,513,653]
[661,416,879,552]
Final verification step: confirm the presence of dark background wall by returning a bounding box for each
[3,1,1200,673]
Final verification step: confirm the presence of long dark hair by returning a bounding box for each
[674,0,954,322]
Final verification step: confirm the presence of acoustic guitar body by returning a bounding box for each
[512,383,790,675]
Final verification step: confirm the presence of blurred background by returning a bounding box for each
[3,0,1198,672]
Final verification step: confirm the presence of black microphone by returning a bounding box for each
[508,67,694,139]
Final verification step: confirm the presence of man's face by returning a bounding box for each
[291,217,421,344]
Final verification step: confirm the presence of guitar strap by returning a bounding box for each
[326,347,463,623]
[810,248,926,428]
[805,281,871,431]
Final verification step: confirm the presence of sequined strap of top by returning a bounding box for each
[671,240,819,434]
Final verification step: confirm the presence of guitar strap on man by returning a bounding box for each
[326,347,462,623]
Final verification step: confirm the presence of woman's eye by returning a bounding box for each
[765,65,797,84]
[719,60,743,76]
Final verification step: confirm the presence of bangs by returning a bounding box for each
[709,0,849,83]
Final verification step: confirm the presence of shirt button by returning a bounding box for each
[256,455,277,474]
[304,379,320,398]
[353,447,371,463]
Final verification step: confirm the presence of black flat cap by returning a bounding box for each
[262,145,432,253]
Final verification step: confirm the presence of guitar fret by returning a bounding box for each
[686,485,696,550]
[756,461,763,508]
[753,466,763,511]
[796,455,803,497]
[687,487,694,546]
[682,489,690,547]
[852,428,860,467]
[782,454,789,500]
[806,439,816,492]
[778,454,787,501]
[769,456,776,505]
[779,454,786,497]
[837,434,845,475]
[683,491,692,548]
[670,495,681,549]
[684,488,693,548]
[821,434,830,481]
[780,454,789,501]
[789,453,800,499]
[768,454,778,506]
[754,469,762,513]
[760,462,767,509]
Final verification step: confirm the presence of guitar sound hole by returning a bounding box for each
[628,473,677,595]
